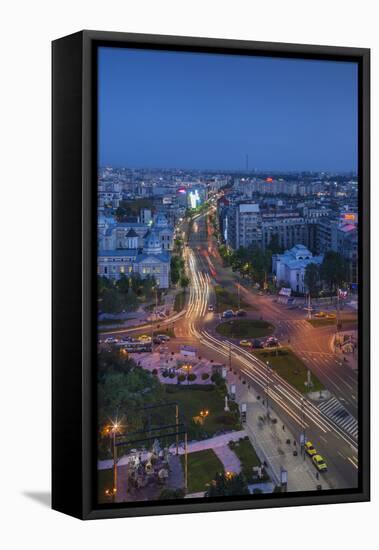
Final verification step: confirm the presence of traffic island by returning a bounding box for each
[252,347,325,394]
[216,319,274,339]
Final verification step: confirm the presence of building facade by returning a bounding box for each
[272,244,324,294]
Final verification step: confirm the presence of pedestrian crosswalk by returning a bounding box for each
[317,397,358,439]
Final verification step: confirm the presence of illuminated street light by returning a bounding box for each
[103,418,124,503]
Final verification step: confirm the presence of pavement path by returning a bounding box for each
[230,374,332,492]
[213,445,241,474]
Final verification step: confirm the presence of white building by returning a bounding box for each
[98,229,171,288]
[272,244,323,294]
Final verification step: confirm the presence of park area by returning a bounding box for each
[180,449,224,493]
[229,437,263,483]
[214,285,252,312]
[216,319,274,339]
[164,384,241,437]
[252,347,325,394]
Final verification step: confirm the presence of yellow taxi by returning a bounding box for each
[138,334,151,342]
[239,339,251,347]
[304,441,317,456]
[314,311,326,318]
[326,313,336,319]
[312,454,328,472]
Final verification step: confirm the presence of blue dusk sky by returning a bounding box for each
[98,47,358,172]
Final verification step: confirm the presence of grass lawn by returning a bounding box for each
[216,319,274,339]
[308,314,357,328]
[97,468,114,504]
[229,437,261,482]
[164,385,240,435]
[214,285,252,312]
[307,318,336,328]
[180,449,224,493]
[174,291,186,312]
[252,347,325,394]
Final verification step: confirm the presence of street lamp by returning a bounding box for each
[301,397,306,459]
[104,419,123,502]
[265,361,271,416]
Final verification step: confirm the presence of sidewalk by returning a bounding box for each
[98,430,247,471]
[229,374,331,492]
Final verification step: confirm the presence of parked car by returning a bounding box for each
[265,337,279,347]
[305,441,317,456]
[252,339,264,349]
[104,337,118,344]
[222,309,235,318]
[312,454,328,472]
[236,309,247,317]
[156,334,170,342]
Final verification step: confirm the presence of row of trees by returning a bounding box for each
[98,273,157,314]
[170,255,189,290]
[98,350,168,459]
[219,240,279,287]
[305,251,348,296]
[219,239,349,295]
[115,198,154,221]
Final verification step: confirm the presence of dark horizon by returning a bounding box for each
[99,163,357,176]
[99,47,358,172]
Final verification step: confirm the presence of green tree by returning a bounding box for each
[115,206,127,221]
[97,275,113,297]
[170,255,184,285]
[267,233,283,254]
[101,288,124,314]
[116,273,130,294]
[180,275,190,292]
[130,273,143,295]
[320,251,348,291]
[205,472,249,497]
[304,263,320,297]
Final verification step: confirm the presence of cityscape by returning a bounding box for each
[96,48,359,504]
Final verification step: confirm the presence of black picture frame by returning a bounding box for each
[52,30,370,520]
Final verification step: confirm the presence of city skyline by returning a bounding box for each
[98,47,358,172]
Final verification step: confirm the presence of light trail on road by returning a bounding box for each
[185,240,358,458]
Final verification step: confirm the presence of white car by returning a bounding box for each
[104,337,118,344]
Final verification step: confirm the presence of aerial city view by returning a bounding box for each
[97,47,359,503]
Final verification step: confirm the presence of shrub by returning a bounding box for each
[201,373,210,380]
[187,373,196,381]
[162,371,169,378]
[158,488,186,500]
[178,374,186,382]
[169,372,176,379]
[152,369,158,375]
[215,415,236,425]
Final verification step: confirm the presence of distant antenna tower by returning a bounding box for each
[246,154,249,172]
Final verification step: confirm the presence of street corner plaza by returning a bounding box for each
[96,45,359,505]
